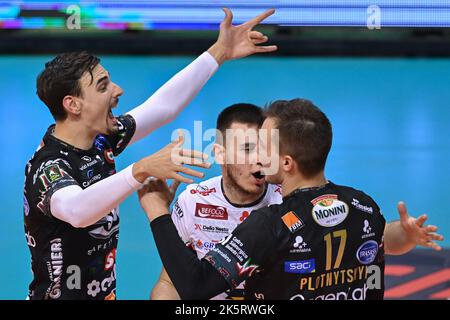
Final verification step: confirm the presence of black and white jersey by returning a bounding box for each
[203,181,386,300]
[23,115,135,300]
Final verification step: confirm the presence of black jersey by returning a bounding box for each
[23,115,135,300]
[203,181,386,300]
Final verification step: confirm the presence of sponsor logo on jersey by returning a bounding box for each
[236,259,258,277]
[362,219,376,239]
[291,283,371,300]
[79,157,100,171]
[44,164,64,183]
[24,195,29,216]
[87,266,116,298]
[32,158,72,185]
[352,198,374,214]
[25,231,36,248]
[239,210,250,222]
[104,148,115,164]
[88,208,119,240]
[195,239,217,250]
[194,223,230,234]
[285,259,316,274]
[311,194,349,227]
[87,235,117,255]
[94,135,107,151]
[357,240,379,264]
[254,293,265,300]
[190,185,216,196]
[195,203,228,220]
[46,238,63,299]
[290,235,312,253]
[281,211,304,233]
[104,291,116,300]
[274,185,282,194]
[104,249,116,271]
[82,173,102,188]
[173,201,183,218]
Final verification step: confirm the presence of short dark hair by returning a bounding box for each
[265,99,332,178]
[216,103,265,145]
[36,51,100,121]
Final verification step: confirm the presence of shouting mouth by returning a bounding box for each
[252,171,265,184]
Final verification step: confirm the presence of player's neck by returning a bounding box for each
[281,171,327,197]
[222,177,265,206]
[53,121,97,151]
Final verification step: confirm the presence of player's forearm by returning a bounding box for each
[127,52,218,144]
[384,220,416,255]
[150,215,229,299]
[151,280,181,300]
[50,164,142,228]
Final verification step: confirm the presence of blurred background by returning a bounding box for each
[0,1,449,300]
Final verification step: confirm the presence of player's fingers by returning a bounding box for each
[221,8,233,28]
[397,201,409,222]
[179,156,211,168]
[177,165,205,179]
[251,37,269,45]
[425,225,438,232]
[245,9,275,28]
[171,173,193,184]
[426,241,442,251]
[173,129,185,146]
[180,149,209,160]
[249,30,265,39]
[427,233,444,241]
[416,214,428,227]
[254,45,278,53]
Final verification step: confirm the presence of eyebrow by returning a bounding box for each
[96,70,110,86]
[96,75,109,87]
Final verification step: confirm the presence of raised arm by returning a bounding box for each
[127,8,277,144]
[51,133,209,228]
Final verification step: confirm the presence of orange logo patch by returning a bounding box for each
[281,211,305,233]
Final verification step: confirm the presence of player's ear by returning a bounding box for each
[213,143,225,165]
[282,155,295,173]
[62,95,81,116]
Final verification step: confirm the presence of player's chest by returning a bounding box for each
[73,153,116,189]
[190,207,252,252]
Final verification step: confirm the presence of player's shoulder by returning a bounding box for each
[331,181,381,213]
[266,184,283,202]
[26,141,75,181]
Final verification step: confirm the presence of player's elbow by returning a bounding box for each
[55,205,90,228]
[151,280,181,300]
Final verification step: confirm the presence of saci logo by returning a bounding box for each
[357,240,378,264]
[284,259,315,274]
[311,194,348,227]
